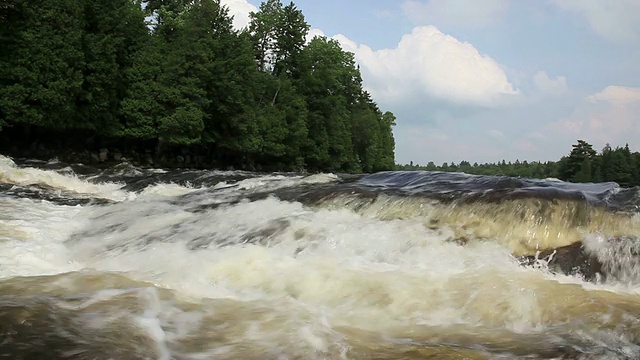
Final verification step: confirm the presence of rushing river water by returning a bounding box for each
[3,155,640,359]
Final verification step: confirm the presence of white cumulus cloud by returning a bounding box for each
[550,0,640,43]
[334,26,519,107]
[533,71,568,96]
[220,0,257,30]
[306,28,327,42]
[588,86,640,105]
[402,0,510,27]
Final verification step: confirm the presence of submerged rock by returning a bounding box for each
[519,242,604,282]
[0,297,161,360]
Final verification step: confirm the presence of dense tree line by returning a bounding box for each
[556,141,640,187]
[0,0,395,172]
[397,159,561,179]
[398,140,640,187]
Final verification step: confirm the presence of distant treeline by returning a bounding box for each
[397,159,561,179]
[398,140,640,187]
[0,0,395,172]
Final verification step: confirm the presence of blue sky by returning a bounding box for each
[223,0,640,165]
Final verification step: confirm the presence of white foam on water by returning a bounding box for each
[134,287,172,360]
[212,175,288,191]
[234,175,299,190]
[213,173,338,193]
[136,183,201,198]
[0,155,130,201]
[60,194,578,336]
[582,232,610,255]
[0,197,84,278]
[580,231,640,286]
[302,173,340,184]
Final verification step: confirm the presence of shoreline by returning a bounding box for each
[0,127,297,172]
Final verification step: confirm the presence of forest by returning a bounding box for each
[398,140,640,187]
[0,0,396,172]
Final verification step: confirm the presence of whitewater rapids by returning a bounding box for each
[3,156,640,359]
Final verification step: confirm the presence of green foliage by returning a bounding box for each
[398,159,561,179]
[249,0,309,75]
[0,0,85,128]
[400,139,640,187]
[299,37,355,171]
[573,158,592,183]
[0,0,396,172]
[297,36,392,172]
[158,104,205,145]
[119,35,164,140]
[556,140,637,186]
[558,140,596,181]
[78,0,148,133]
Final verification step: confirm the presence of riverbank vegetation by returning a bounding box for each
[398,140,640,186]
[0,0,395,172]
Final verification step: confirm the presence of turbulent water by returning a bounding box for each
[4,156,640,359]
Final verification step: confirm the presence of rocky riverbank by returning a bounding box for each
[2,144,222,170]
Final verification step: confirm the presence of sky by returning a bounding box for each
[222,0,640,165]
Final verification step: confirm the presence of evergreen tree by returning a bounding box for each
[79,0,149,133]
[378,111,397,170]
[0,0,85,129]
[249,0,309,75]
[558,140,596,181]
[298,37,359,171]
[573,158,592,183]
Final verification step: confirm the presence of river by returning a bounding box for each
[2,155,640,359]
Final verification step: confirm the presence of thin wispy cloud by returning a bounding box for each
[402,0,510,28]
[550,0,640,43]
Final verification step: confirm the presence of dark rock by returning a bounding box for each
[98,148,108,162]
[519,242,604,282]
[112,149,122,161]
[143,154,153,165]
